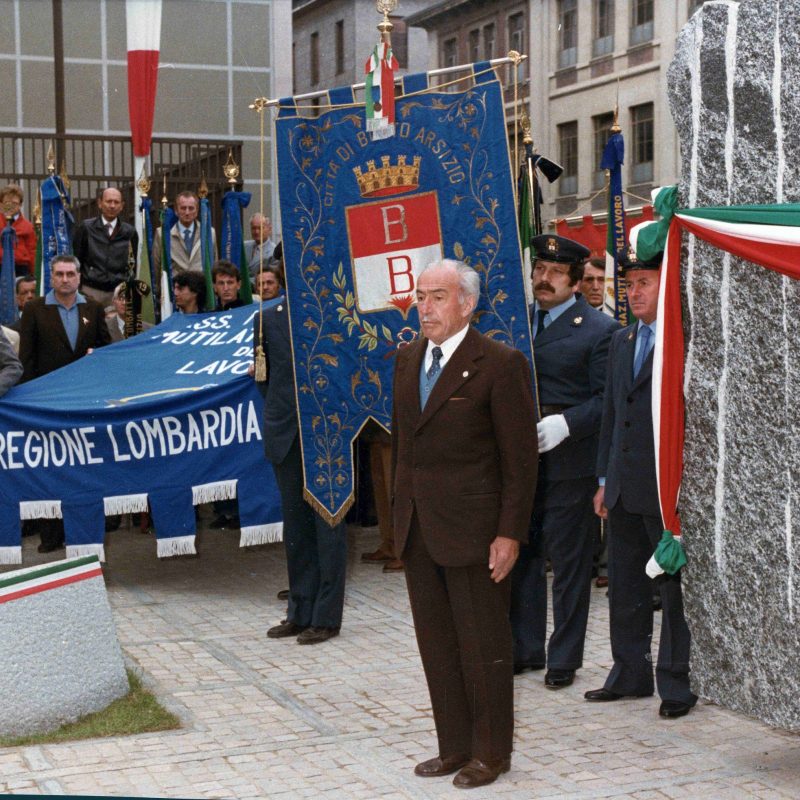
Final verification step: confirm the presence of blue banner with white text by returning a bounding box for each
[0,304,282,564]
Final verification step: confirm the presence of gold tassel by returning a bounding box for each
[254,344,267,382]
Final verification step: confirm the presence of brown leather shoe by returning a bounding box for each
[296,626,340,645]
[414,754,470,777]
[382,558,404,572]
[267,620,307,638]
[361,549,393,563]
[452,757,511,788]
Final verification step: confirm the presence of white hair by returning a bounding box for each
[419,259,480,303]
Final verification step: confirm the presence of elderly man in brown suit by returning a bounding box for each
[391,259,538,789]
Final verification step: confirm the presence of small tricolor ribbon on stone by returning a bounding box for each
[365,40,398,140]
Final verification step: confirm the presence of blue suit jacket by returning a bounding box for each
[532,294,619,481]
[596,323,660,518]
[254,298,299,465]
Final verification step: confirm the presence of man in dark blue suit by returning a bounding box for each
[254,298,347,644]
[510,235,619,688]
[585,248,696,718]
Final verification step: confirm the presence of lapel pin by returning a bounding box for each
[277,304,283,312]
[627,331,634,340]
[81,316,89,325]
[462,370,469,378]
[573,316,583,325]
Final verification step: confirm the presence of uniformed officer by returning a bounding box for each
[510,234,619,688]
[585,247,696,718]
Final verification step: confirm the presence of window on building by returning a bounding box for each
[390,17,408,67]
[592,112,615,189]
[483,23,496,60]
[310,31,319,85]
[468,29,480,63]
[558,0,578,68]
[442,36,458,69]
[558,121,578,195]
[631,103,654,183]
[335,21,344,75]
[630,0,654,46]
[508,12,526,80]
[593,0,614,57]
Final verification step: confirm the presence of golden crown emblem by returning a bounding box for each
[353,154,421,198]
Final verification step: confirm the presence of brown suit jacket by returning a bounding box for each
[20,296,111,382]
[391,326,538,566]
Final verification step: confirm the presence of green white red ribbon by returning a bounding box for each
[632,188,800,541]
[365,41,398,136]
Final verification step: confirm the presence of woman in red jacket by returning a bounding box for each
[0,183,36,276]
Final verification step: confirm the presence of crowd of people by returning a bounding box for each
[0,180,693,790]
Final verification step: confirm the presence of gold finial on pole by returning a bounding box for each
[611,77,621,133]
[137,164,151,197]
[521,112,533,147]
[249,97,268,112]
[223,149,240,186]
[33,198,42,226]
[198,173,209,200]
[376,0,397,40]
[161,172,169,208]
[46,143,56,174]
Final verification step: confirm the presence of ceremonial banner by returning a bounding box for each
[220,190,253,304]
[0,304,282,564]
[275,69,534,524]
[0,223,16,325]
[39,175,73,295]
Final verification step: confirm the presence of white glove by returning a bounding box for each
[537,414,569,453]
[645,553,665,579]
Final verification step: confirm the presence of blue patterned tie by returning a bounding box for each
[183,227,193,252]
[427,346,443,382]
[633,325,652,379]
[534,309,548,339]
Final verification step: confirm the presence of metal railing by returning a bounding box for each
[0,134,243,230]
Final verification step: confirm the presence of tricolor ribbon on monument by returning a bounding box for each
[274,65,535,525]
[631,186,800,574]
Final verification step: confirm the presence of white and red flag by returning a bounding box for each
[126,0,162,169]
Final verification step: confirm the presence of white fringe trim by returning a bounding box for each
[240,522,283,547]
[20,500,62,520]
[66,544,106,563]
[103,494,149,515]
[0,546,22,564]
[157,535,196,558]
[192,480,237,504]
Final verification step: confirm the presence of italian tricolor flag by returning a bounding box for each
[365,41,398,137]
[632,188,800,548]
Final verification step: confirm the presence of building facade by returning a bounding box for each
[405,0,709,226]
[291,0,430,109]
[0,0,291,229]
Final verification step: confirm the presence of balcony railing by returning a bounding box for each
[0,133,243,230]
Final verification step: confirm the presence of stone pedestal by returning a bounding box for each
[0,556,128,737]
[669,0,800,730]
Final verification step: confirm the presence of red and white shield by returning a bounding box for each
[345,191,442,317]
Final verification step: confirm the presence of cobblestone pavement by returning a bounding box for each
[2,514,799,798]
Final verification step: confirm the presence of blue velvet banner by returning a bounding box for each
[39,175,73,295]
[275,74,534,524]
[0,303,282,564]
[0,223,17,325]
[220,191,252,303]
[601,131,629,324]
